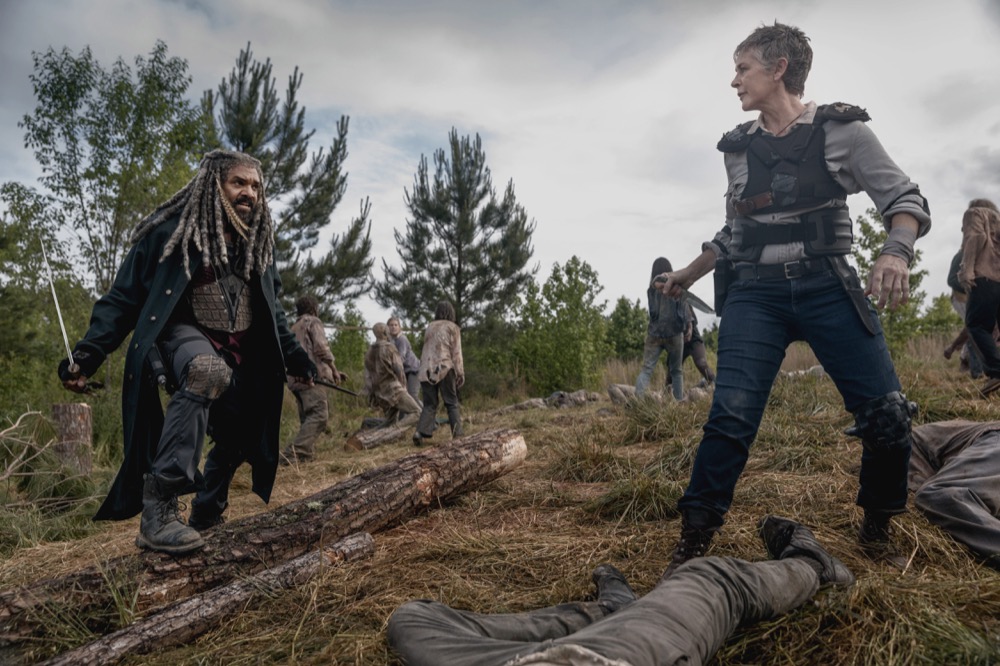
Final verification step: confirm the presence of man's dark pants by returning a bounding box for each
[152,322,252,518]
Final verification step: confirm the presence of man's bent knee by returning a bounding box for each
[184,354,232,400]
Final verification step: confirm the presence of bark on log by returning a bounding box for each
[0,428,526,652]
[40,532,375,666]
[344,424,409,451]
[50,403,93,475]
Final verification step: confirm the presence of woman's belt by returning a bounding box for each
[733,257,832,280]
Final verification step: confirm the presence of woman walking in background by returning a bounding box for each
[388,316,421,402]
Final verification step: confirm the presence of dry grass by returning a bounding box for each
[3,336,1000,665]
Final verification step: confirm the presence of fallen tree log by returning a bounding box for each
[344,424,410,451]
[41,532,375,666]
[0,428,526,655]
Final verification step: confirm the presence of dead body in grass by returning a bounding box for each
[910,420,1000,568]
[387,516,852,666]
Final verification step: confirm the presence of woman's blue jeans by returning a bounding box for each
[678,269,907,526]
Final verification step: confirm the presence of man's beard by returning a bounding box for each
[219,191,256,241]
[233,195,256,223]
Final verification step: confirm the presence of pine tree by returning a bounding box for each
[606,297,646,361]
[374,129,536,329]
[201,43,373,314]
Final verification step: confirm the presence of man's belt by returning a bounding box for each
[733,257,832,281]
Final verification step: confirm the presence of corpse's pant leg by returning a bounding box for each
[553,556,819,666]
[387,598,605,666]
[915,431,1000,559]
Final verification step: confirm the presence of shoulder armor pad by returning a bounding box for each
[717,121,754,152]
[816,103,871,123]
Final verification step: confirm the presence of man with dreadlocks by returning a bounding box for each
[59,150,317,555]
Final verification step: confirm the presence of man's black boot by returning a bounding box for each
[858,510,907,568]
[188,502,226,532]
[591,564,636,614]
[758,515,854,586]
[661,514,718,580]
[136,474,204,555]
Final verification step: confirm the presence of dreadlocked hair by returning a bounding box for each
[130,149,275,280]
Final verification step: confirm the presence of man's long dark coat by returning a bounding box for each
[75,216,306,520]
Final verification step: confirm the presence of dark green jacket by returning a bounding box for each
[646,287,687,339]
[75,217,309,520]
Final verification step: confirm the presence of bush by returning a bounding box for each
[512,256,610,394]
[606,296,645,361]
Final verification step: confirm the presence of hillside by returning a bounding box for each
[2,337,999,665]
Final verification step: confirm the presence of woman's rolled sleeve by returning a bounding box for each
[833,121,931,236]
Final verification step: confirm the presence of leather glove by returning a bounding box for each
[58,348,99,382]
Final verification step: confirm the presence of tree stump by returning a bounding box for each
[50,403,93,475]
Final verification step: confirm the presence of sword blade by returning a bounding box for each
[40,240,77,372]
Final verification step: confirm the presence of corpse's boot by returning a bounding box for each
[661,513,718,580]
[858,510,907,568]
[758,515,854,587]
[136,474,204,555]
[591,564,636,615]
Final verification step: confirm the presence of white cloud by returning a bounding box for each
[2,0,999,326]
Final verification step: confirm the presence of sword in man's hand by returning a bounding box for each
[41,239,79,377]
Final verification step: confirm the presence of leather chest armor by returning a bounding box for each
[190,251,253,333]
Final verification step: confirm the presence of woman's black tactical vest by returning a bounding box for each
[717,103,870,262]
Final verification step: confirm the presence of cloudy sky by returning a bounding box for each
[2,0,1000,327]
